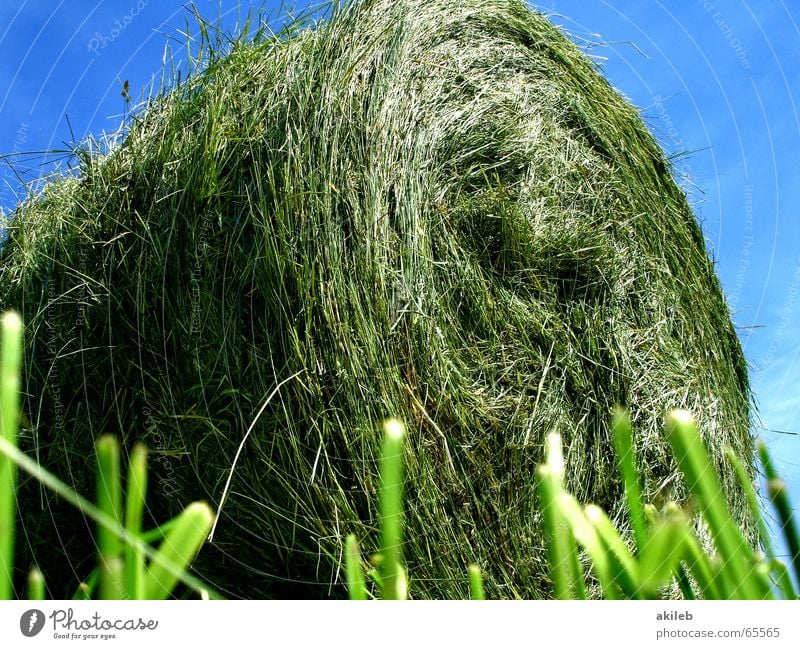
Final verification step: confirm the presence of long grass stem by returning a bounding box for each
[345,534,367,600]
[0,312,22,601]
[378,419,407,600]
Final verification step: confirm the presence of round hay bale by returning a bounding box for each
[1,0,753,598]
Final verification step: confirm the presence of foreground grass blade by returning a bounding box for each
[468,564,485,600]
[125,444,149,599]
[100,556,125,600]
[557,493,617,598]
[766,478,800,591]
[0,312,22,601]
[27,567,45,600]
[611,408,647,553]
[96,436,125,599]
[769,559,798,600]
[638,504,689,596]
[537,432,585,599]
[96,436,123,562]
[345,534,367,600]
[73,583,92,601]
[665,410,763,599]
[585,504,639,597]
[759,441,800,589]
[144,502,214,600]
[378,419,407,600]
[725,446,774,561]
[537,466,583,599]
[569,546,589,600]
[537,464,568,598]
[0,435,219,599]
[682,533,725,600]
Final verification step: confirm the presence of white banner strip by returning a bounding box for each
[1,600,798,648]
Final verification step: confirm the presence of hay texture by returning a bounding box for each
[1,0,753,598]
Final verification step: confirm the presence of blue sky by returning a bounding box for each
[1,1,798,553]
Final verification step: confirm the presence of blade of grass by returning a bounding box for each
[27,567,45,600]
[725,446,774,561]
[759,441,800,589]
[468,564,485,600]
[557,493,618,599]
[569,547,589,600]
[143,501,214,600]
[0,312,22,600]
[125,444,148,599]
[537,431,583,599]
[536,433,580,599]
[345,534,367,600]
[665,410,762,598]
[96,435,123,562]
[140,519,178,544]
[682,530,725,600]
[637,504,690,596]
[769,559,798,600]
[585,504,640,597]
[99,556,125,600]
[0,436,220,599]
[378,418,407,600]
[537,463,577,599]
[766,478,800,591]
[611,407,647,553]
[73,583,92,601]
[675,563,697,600]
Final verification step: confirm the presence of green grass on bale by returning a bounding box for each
[0,0,754,598]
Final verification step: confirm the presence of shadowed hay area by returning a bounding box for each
[1,0,754,598]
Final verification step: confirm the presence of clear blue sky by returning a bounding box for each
[1,1,798,552]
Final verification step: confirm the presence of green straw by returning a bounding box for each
[638,504,689,596]
[0,435,220,599]
[27,567,45,600]
[725,446,774,561]
[96,436,123,562]
[537,432,586,599]
[378,418,407,600]
[468,564,485,600]
[557,493,617,599]
[665,410,761,599]
[766,478,800,591]
[585,504,639,597]
[0,312,22,600]
[100,556,126,600]
[611,408,647,553]
[345,534,367,600]
[759,441,800,589]
[125,444,149,599]
[144,501,214,600]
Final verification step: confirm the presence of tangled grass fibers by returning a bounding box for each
[0,0,754,598]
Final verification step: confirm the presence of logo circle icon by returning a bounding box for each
[19,609,46,637]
